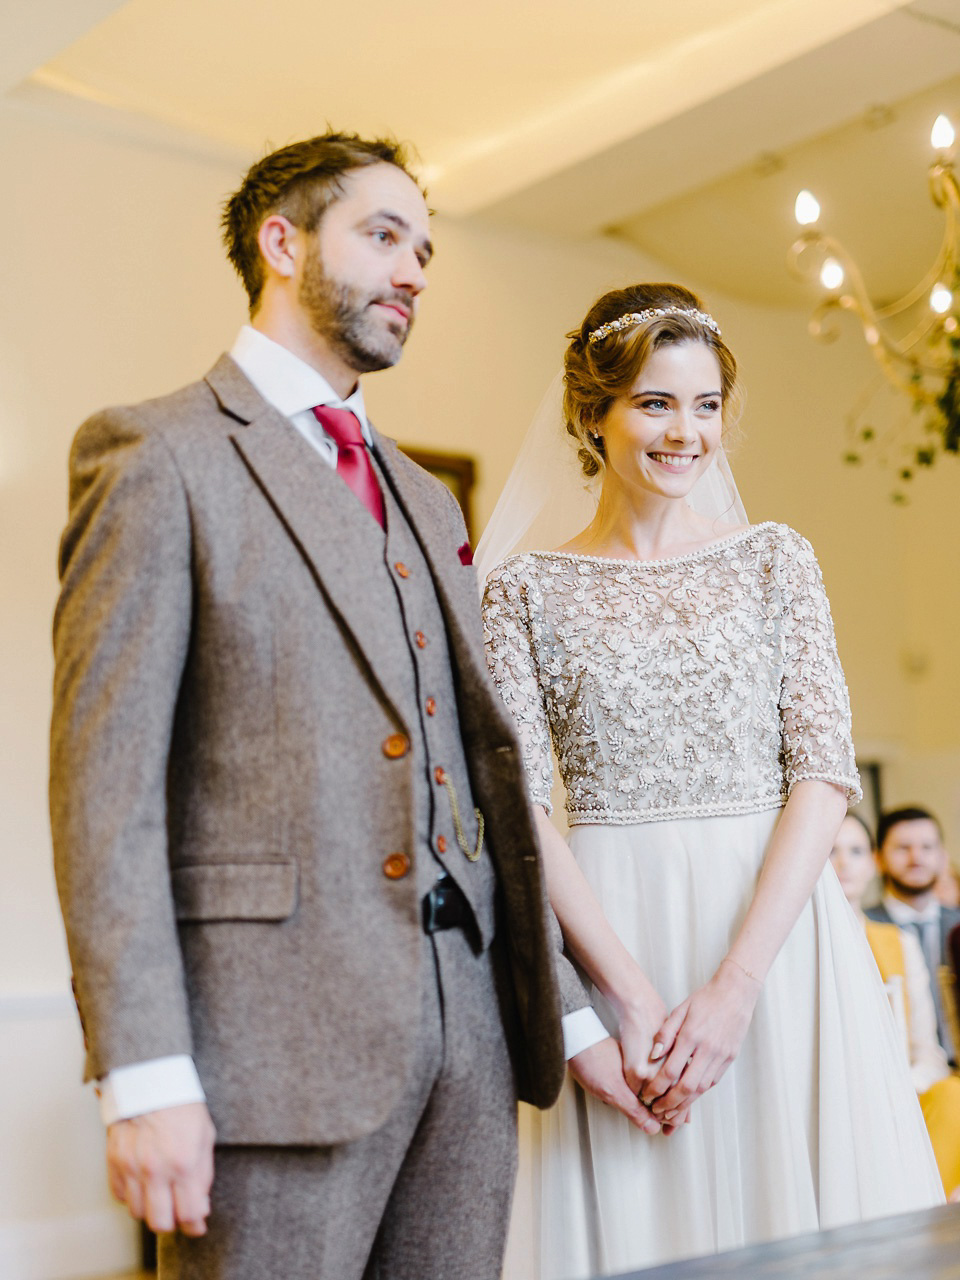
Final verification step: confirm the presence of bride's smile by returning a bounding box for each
[647,451,698,469]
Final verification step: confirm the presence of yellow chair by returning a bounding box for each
[865,922,960,1199]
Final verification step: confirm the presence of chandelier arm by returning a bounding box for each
[887,311,947,361]
[874,185,957,319]
[797,230,953,378]
[873,240,951,318]
[789,138,959,483]
[866,346,940,403]
[835,294,948,381]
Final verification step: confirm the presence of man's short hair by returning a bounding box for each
[221,131,421,313]
[877,805,943,849]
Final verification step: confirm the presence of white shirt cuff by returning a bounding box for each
[99,1055,206,1125]
[561,1005,611,1060]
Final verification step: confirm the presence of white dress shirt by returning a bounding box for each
[881,892,943,982]
[100,327,604,1125]
[229,324,372,461]
[882,891,942,931]
[879,890,956,1065]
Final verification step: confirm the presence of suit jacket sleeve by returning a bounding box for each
[50,408,195,1080]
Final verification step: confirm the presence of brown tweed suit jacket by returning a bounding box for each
[50,355,579,1146]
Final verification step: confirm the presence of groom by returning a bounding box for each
[49,131,647,1279]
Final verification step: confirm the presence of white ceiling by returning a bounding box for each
[3,0,960,305]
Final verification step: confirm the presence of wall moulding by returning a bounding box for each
[0,991,74,1021]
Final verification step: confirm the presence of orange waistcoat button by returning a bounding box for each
[383,852,411,879]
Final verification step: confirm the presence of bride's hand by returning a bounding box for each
[639,959,761,1119]
[614,982,670,1097]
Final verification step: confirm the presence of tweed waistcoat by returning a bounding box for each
[371,456,496,945]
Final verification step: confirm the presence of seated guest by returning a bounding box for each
[832,813,960,1199]
[866,806,960,1065]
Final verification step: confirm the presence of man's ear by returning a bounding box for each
[257,215,300,281]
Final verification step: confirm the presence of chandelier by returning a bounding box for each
[787,113,959,498]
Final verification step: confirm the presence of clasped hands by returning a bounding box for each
[569,958,761,1136]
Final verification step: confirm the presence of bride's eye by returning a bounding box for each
[640,398,669,412]
[698,399,721,414]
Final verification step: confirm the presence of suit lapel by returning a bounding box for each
[373,433,514,742]
[374,433,481,647]
[205,356,411,724]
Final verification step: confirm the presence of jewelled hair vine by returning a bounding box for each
[588,306,722,344]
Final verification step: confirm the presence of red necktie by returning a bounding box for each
[312,406,385,529]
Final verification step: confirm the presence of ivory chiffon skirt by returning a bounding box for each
[504,807,944,1280]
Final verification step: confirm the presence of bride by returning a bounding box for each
[479,282,944,1279]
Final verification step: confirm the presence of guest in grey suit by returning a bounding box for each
[50,132,657,1280]
[866,806,960,1066]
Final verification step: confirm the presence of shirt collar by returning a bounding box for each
[229,325,371,440]
[882,891,941,927]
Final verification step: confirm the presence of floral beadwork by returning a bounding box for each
[481,523,861,825]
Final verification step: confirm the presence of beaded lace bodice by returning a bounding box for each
[481,523,861,825]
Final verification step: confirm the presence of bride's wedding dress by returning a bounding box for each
[482,522,943,1280]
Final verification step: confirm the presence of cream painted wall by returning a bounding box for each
[0,96,245,1279]
[2,89,959,1276]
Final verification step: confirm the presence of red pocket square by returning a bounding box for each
[458,541,473,566]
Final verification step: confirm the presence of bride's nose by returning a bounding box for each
[664,411,697,442]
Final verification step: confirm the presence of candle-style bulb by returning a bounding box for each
[820,258,845,291]
[931,114,955,151]
[931,283,953,314]
[794,190,821,226]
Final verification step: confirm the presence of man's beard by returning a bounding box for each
[299,250,413,374]
[887,869,939,898]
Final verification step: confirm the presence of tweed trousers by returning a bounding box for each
[159,925,518,1280]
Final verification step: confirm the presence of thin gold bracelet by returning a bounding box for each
[722,955,762,985]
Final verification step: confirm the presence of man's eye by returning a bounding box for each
[373,229,394,244]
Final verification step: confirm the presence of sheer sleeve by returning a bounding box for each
[481,560,555,812]
[776,530,862,804]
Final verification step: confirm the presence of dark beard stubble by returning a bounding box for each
[299,248,413,374]
[887,870,939,898]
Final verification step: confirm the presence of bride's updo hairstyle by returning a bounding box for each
[563,283,743,479]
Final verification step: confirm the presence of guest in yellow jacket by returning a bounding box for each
[831,812,960,1199]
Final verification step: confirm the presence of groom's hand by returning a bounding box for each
[107,1101,216,1236]
[568,1037,661,1134]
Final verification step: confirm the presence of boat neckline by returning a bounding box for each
[522,521,778,569]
